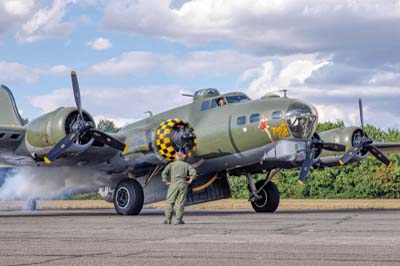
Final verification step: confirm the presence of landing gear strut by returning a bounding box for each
[247,171,280,213]
[114,178,144,215]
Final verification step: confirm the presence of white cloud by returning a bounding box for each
[88,51,161,77]
[0,61,69,85]
[3,0,34,16]
[102,0,400,66]
[0,0,35,35]
[88,49,264,77]
[87,37,112,51]
[0,61,39,84]
[242,54,331,98]
[241,55,400,130]
[16,0,75,43]
[29,85,192,124]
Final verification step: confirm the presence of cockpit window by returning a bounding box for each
[201,100,210,111]
[210,97,226,108]
[211,98,218,108]
[225,95,250,104]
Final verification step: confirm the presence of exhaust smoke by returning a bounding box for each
[0,167,111,200]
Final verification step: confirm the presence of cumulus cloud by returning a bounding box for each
[88,49,264,77]
[87,37,112,51]
[29,85,191,124]
[16,0,75,43]
[88,51,161,77]
[102,0,400,64]
[241,54,331,98]
[3,0,34,16]
[0,0,35,35]
[0,61,69,85]
[240,55,400,129]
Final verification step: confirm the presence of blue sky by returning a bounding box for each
[1,0,400,129]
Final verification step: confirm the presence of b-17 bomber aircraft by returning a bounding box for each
[0,71,399,215]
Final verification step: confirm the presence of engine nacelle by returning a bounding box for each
[155,118,197,161]
[25,107,95,156]
[319,126,368,158]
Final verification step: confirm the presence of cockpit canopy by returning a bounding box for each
[197,90,251,111]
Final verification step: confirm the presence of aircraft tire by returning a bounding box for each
[251,180,280,213]
[26,198,37,211]
[114,178,144,215]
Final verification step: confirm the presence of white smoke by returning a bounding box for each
[0,167,111,200]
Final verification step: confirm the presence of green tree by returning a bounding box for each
[97,119,120,133]
[317,120,345,132]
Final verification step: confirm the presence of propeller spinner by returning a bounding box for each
[44,71,128,164]
[338,98,392,167]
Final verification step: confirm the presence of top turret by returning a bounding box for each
[193,88,221,101]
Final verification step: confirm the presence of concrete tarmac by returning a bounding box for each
[1,208,400,266]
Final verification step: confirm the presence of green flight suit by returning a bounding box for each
[162,159,197,222]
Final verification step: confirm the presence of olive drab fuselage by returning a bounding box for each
[120,89,319,167]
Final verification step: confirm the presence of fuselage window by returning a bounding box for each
[272,111,283,120]
[237,116,246,126]
[201,100,210,111]
[250,113,260,123]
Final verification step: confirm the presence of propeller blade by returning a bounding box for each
[71,70,84,121]
[44,131,79,164]
[339,145,362,165]
[359,98,364,132]
[367,145,392,167]
[321,142,347,152]
[89,129,128,152]
[298,146,314,184]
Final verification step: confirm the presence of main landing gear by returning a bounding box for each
[114,178,144,215]
[246,171,280,213]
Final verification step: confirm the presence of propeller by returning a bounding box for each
[338,98,392,167]
[44,71,128,164]
[298,134,347,184]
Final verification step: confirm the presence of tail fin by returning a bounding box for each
[0,85,24,126]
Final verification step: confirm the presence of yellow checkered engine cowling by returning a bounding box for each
[155,118,197,161]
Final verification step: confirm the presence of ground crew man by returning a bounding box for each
[162,153,197,225]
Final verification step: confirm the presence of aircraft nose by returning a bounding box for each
[285,102,318,139]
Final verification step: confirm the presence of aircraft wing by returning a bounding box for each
[0,128,127,168]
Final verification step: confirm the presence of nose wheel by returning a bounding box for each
[250,180,280,212]
[246,172,280,213]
